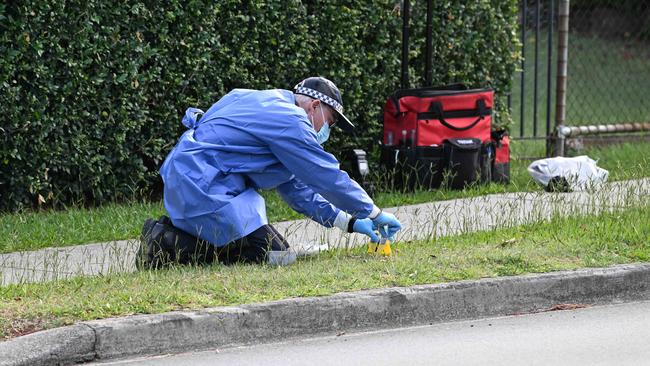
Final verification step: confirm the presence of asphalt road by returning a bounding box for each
[94,301,650,366]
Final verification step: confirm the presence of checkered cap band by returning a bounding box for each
[294,86,344,115]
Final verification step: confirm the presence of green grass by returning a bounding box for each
[2,141,650,254]
[2,200,649,339]
[0,202,168,253]
[579,142,650,181]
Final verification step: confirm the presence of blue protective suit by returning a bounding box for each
[160,89,375,247]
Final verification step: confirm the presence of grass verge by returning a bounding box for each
[1,141,650,253]
[1,201,649,339]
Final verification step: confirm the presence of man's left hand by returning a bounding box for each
[351,218,380,243]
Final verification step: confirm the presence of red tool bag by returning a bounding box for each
[383,85,493,146]
[380,85,496,190]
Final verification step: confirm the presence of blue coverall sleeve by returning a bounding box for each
[260,101,375,218]
[276,178,340,227]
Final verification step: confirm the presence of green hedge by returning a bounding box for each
[0,0,519,212]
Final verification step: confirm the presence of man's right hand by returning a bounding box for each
[352,218,380,243]
[371,211,402,241]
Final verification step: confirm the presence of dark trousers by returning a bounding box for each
[140,216,290,268]
[216,224,290,265]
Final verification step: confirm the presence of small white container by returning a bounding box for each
[266,250,297,266]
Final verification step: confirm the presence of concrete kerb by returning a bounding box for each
[0,324,96,366]
[3,263,650,365]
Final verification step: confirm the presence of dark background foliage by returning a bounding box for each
[569,0,650,40]
[0,0,519,212]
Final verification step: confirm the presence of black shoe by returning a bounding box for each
[137,217,168,270]
[137,216,216,269]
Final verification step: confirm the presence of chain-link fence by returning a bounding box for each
[567,0,650,125]
[510,0,650,156]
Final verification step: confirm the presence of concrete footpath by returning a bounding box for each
[2,178,649,285]
[1,179,650,365]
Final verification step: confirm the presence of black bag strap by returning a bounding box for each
[418,99,489,131]
[391,95,402,116]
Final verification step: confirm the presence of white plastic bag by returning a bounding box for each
[527,155,609,192]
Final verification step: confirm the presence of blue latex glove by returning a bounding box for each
[352,218,380,243]
[372,211,402,240]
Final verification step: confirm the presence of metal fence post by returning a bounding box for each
[554,0,570,156]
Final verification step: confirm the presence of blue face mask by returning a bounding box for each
[315,104,331,145]
[316,122,330,145]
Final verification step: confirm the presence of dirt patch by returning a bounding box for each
[0,314,59,341]
[7,320,43,339]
